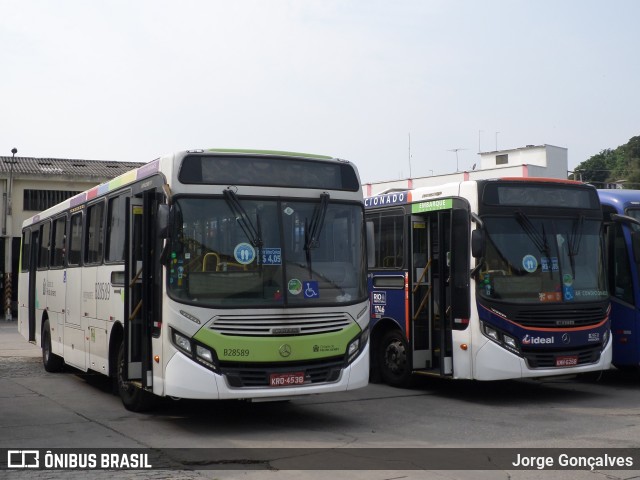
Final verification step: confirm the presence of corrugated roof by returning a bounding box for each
[0,156,145,177]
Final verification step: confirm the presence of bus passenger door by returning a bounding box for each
[27,230,39,342]
[410,217,431,370]
[124,198,146,385]
[410,211,454,376]
[124,191,161,390]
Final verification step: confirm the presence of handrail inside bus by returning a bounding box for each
[203,252,220,271]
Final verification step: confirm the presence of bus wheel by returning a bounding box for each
[42,320,64,373]
[117,342,155,412]
[379,330,412,387]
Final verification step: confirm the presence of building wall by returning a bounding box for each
[364,144,568,197]
[0,176,113,239]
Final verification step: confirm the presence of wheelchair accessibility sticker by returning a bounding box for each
[303,281,319,299]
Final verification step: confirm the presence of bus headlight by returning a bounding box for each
[173,330,192,354]
[196,345,214,363]
[171,327,219,372]
[347,327,369,364]
[348,339,359,357]
[483,323,499,342]
[503,334,517,350]
[481,321,520,355]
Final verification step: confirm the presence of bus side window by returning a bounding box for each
[21,229,31,272]
[51,216,67,268]
[38,221,51,269]
[369,211,404,269]
[106,194,126,263]
[613,223,634,305]
[68,212,83,266]
[85,202,105,264]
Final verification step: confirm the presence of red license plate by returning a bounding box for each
[269,372,305,387]
[555,355,579,367]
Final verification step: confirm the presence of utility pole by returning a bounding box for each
[408,133,412,178]
[5,148,17,321]
[448,148,467,172]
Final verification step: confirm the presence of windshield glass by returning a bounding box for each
[626,208,640,232]
[167,196,366,307]
[479,215,607,303]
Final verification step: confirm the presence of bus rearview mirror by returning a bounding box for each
[157,204,170,239]
[471,229,484,258]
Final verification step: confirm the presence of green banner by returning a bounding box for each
[411,198,452,213]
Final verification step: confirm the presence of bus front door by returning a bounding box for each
[410,211,454,376]
[124,198,145,384]
[27,229,39,342]
[124,193,161,391]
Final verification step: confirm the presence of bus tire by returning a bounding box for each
[379,329,412,387]
[42,320,64,373]
[117,341,155,412]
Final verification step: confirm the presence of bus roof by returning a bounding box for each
[598,189,640,211]
[205,148,334,160]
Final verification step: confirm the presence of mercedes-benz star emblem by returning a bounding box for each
[562,333,571,344]
[279,344,292,357]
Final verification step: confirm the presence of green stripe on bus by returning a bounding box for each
[193,322,361,362]
[206,148,333,160]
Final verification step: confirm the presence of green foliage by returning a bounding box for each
[573,136,640,188]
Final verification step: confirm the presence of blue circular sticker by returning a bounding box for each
[234,243,256,265]
[522,254,538,273]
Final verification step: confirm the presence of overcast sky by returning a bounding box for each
[1,0,638,184]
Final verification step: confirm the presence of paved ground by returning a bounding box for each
[1,321,639,480]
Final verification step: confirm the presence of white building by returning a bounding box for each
[0,155,145,318]
[363,144,569,196]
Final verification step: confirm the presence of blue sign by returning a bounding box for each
[563,285,575,301]
[522,254,538,273]
[364,191,409,209]
[234,243,256,265]
[303,281,320,299]
[372,291,387,305]
[261,247,281,265]
[541,257,559,273]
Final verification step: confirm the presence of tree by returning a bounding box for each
[573,136,640,188]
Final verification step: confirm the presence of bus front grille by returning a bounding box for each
[522,344,602,369]
[513,306,607,328]
[209,313,352,336]
[221,358,344,387]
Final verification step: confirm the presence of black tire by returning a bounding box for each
[42,320,64,373]
[378,329,412,387]
[117,341,155,412]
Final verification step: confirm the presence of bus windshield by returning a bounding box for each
[479,215,607,303]
[167,196,366,307]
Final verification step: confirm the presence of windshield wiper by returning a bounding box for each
[304,193,330,277]
[223,188,263,259]
[566,215,584,278]
[515,210,551,259]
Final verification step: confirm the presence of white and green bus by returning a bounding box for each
[18,149,370,411]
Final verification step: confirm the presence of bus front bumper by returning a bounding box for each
[473,337,613,381]
[163,342,369,400]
